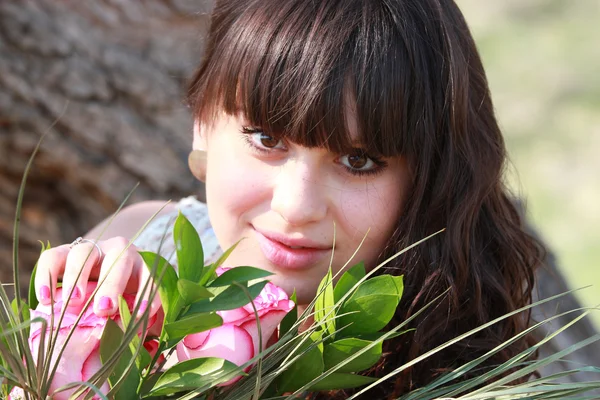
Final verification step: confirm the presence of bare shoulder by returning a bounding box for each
[85,200,177,241]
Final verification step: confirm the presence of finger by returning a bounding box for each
[35,244,70,305]
[134,256,162,320]
[61,242,103,306]
[93,243,136,317]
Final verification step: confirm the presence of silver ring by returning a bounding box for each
[70,237,103,259]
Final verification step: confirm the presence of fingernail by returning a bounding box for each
[98,296,113,311]
[138,300,148,315]
[39,285,51,301]
[71,286,82,300]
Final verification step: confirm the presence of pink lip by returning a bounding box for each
[254,229,332,270]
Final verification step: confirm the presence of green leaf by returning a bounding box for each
[10,300,30,337]
[173,212,204,283]
[148,357,242,396]
[12,128,48,320]
[308,372,378,391]
[333,262,365,304]
[99,319,140,400]
[199,240,242,286]
[117,296,152,370]
[185,281,268,315]
[29,241,51,309]
[323,338,382,373]
[117,295,132,329]
[209,266,273,287]
[277,331,325,393]
[28,265,39,310]
[314,269,335,337]
[338,275,403,336]
[139,371,163,397]
[164,312,223,340]
[279,290,298,337]
[177,279,215,305]
[139,251,181,323]
[10,298,31,340]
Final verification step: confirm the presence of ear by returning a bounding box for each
[192,119,208,150]
[190,119,208,182]
[188,149,207,182]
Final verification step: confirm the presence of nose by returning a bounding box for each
[271,159,328,226]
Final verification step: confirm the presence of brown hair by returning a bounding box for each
[187,0,544,397]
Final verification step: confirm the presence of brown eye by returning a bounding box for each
[259,133,280,148]
[243,127,285,150]
[339,151,378,173]
[346,153,368,169]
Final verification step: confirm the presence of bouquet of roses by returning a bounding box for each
[2,146,600,399]
[1,208,410,399]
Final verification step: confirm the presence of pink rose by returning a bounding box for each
[11,283,156,400]
[176,267,295,385]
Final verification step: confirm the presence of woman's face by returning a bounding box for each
[195,111,410,304]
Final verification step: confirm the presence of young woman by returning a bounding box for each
[34,0,544,397]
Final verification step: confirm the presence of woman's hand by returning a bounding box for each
[34,236,161,318]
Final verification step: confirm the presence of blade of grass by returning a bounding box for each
[447,311,598,397]
[53,380,110,400]
[285,291,449,398]
[73,257,165,399]
[83,234,171,398]
[232,282,264,400]
[10,102,69,397]
[451,309,599,396]
[345,288,591,399]
[460,333,600,398]
[41,196,169,396]
[224,232,445,400]
[404,307,597,399]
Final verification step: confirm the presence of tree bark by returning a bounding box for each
[0,0,211,294]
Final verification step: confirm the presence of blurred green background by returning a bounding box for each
[457,0,600,329]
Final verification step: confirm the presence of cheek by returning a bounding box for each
[335,180,406,268]
[205,139,269,242]
[338,182,403,237]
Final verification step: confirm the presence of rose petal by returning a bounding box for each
[178,324,254,366]
[242,282,295,314]
[215,266,230,276]
[81,347,111,398]
[27,280,155,400]
[177,324,254,386]
[44,327,102,400]
[218,307,251,324]
[240,310,289,355]
[9,386,25,400]
[182,330,210,350]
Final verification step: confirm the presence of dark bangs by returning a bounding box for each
[188,0,422,157]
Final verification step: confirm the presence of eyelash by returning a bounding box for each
[240,126,285,153]
[239,126,388,177]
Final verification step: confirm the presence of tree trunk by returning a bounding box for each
[0,0,211,294]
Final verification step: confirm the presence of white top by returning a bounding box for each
[132,196,222,267]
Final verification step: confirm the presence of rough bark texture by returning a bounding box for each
[0,0,597,391]
[0,0,211,294]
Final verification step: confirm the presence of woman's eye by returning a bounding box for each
[339,153,375,171]
[242,126,285,150]
[254,133,283,149]
[338,150,388,176]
